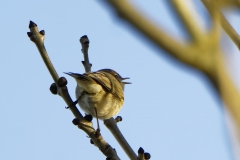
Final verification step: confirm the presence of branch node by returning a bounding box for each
[138,147,144,154]
[90,139,94,144]
[115,116,122,123]
[81,61,92,67]
[27,32,33,37]
[29,20,37,28]
[144,152,151,159]
[84,114,93,122]
[57,77,68,87]
[72,118,80,125]
[49,83,58,95]
[39,30,45,35]
[80,35,90,45]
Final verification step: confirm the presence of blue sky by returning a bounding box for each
[0,0,238,159]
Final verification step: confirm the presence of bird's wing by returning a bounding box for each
[88,71,124,100]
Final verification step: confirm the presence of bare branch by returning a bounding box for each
[80,35,92,72]
[73,118,120,159]
[169,0,204,42]
[104,118,137,159]
[27,21,120,159]
[103,0,202,69]
[216,0,240,7]
[27,21,82,118]
[213,54,240,136]
[28,21,59,83]
[138,147,151,160]
[220,13,240,49]
[102,0,240,137]
[202,0,240,50]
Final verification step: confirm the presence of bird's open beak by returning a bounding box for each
[122,77,131,84]
[121,77,130,80]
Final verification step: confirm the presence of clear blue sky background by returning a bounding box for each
[0,0,239,159]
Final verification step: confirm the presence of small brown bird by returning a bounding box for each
[65,69,130,120]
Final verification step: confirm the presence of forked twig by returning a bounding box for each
[27,21,120,159]
[103,0,240,137]
[202,0,240,50]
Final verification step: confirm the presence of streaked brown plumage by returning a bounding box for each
[65,69,130,119]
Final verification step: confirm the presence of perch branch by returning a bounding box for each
[78,34,138,158]
[105,118,137,159]
[27,21,120,159]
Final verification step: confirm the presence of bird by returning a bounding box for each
[64,69,131,120]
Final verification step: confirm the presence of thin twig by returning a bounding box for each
[104,118,137,160]
[28,22,59,83]
[27,21,82,118]
[80,35,92,72]
[220,13,240,49]
[78,26,139,159]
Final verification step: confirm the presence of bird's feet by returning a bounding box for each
[65,99,79,109]
[95,128,101,138]
[65,95,82,109]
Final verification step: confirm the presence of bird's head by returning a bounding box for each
[99,69,131,85]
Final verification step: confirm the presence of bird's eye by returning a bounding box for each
[114,73,120,77]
